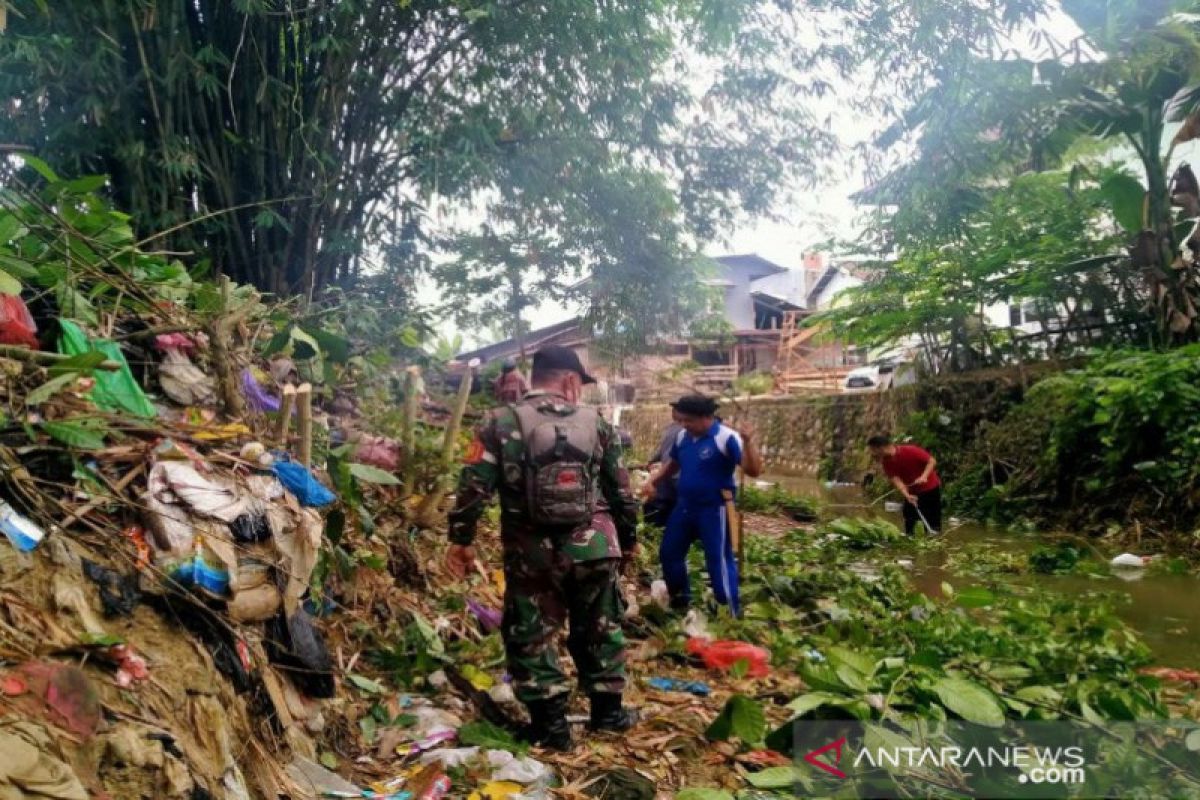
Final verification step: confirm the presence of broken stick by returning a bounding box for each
[296,383,313,467]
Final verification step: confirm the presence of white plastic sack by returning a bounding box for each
[487,751,553,784]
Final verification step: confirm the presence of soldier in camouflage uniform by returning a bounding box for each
[446,346,640,751]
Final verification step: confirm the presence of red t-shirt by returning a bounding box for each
[881,445,941,493]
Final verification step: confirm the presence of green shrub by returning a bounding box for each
[733,371,774,396]
[740,484,820,521]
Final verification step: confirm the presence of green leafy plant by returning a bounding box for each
[739,484,820,521]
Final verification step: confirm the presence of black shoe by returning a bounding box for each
[589,693,639,733]
[523,695,573,751]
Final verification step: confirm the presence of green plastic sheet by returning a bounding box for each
[58,320,157,418]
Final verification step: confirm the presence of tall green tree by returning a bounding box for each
[854,0,1200,346]
[0,1,823,295]
[0,0,1052,346]
[823,170,1141,371]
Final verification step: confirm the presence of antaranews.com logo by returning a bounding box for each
[789,721,1200,799]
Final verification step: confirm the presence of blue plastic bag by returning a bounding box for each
[646,677,711,696]
[272,459,337,507]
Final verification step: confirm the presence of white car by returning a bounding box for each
[843,361,916,393]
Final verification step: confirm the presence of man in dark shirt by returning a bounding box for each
[642,408,682,528]
[868,435,941,535]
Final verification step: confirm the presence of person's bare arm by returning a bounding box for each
[641,460,679,499]
[913,455,937,488]
[733,420,764,478]
[892,475,915,503]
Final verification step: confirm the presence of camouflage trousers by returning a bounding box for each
[502,552,627,703]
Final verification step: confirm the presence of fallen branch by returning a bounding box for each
[0,345,121,372]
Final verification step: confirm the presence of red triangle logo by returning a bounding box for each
[804,736,848,779]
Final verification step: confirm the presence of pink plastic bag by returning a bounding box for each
[686,637,771,677]
[0,294,38,349]
[355,434,401,472]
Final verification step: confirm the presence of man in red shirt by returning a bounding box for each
[868,435,942,535]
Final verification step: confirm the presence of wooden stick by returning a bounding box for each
[275,384,296,446]
[296,382,313,467]
[0,345,121,371]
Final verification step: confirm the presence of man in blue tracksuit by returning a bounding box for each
[643,395,763,615]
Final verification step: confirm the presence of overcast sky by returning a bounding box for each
[423,4,1086,349]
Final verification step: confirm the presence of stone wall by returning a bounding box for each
[622,363,1063,480]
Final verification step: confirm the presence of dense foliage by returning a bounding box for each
[832,0,1200,366]
[903,347,1200,542]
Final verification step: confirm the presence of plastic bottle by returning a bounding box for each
[0,502,44,552]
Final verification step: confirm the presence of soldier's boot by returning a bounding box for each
[588,693,639,733]
[523,695,573,752]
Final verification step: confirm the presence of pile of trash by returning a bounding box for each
[0,286,813,800]
[0,281,434,798]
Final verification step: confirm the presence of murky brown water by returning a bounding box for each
[759,475,1200,668]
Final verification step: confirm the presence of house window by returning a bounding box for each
[1008,304,1023,327]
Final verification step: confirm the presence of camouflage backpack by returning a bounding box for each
[507,402,600,526]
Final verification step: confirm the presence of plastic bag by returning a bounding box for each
[58,320,156,418]
[0,293,38,349]
[685,637,770,677]
[241,368,281,413]
[272,459,337,507]
[264,609,335,698]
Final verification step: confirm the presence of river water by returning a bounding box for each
[761,475,1200,668]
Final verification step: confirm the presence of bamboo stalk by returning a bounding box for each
[415,365,474,525]
[400,366,420,500]
[276,384,296,446]
[0,346,122,372]
[296,382,313,467]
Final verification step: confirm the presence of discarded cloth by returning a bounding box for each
[58,320,156,418]
[0,719,88,800]
[159,348,216,406]
[148,461,245,522]
[272,460,336,508]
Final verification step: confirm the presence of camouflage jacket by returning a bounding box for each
[448,392,638,560]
